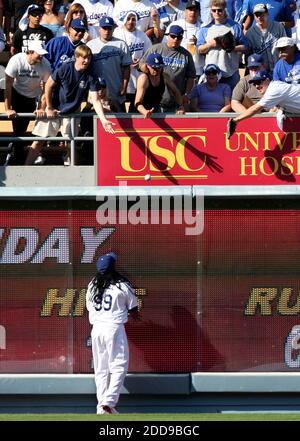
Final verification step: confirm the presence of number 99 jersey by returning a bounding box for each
[86,281,138,326]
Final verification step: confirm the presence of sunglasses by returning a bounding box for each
[211,8,223,12]
[206,70,218,75]
[102,26,113,30]
[73,28,85,33]
[30,12,43,17]
[169,34,183,40]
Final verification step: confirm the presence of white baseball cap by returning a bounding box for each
[274,37,296,49]
[27,40,48,55]
[253,3,268,13]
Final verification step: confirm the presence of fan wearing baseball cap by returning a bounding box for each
[113,11,152,113]
[87,16,132,112]
[273,37,300,83]
[4,38,51,164]
[45,18,88,72]
[190,63,232,112]
[231,53,268,112]
[135,52,184,117]
[11,4,53,55]
[86,252,139,415]
[242,0,294,36]
[230,72,300,131]
[139,24,196,112]
[245,4,286,73]
[163,0,202,79]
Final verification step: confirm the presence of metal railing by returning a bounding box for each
[0,112,94,166]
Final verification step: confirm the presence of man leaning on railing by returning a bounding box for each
[25,44,115,166]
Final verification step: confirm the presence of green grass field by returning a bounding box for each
[0,413,300,421]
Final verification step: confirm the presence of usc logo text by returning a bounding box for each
[116,131,207,172]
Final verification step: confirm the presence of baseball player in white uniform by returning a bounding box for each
[86,252,139,415]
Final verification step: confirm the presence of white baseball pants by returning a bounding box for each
[91,323,129,412]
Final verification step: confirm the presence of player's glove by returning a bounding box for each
[214,31,236,53]
[227,118,237,139]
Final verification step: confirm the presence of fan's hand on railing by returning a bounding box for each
[46,108,60,119]
[6,109,16,119]
[34,109,46,119]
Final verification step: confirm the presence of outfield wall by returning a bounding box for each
[0,194,300,393]
[1,113,300,401]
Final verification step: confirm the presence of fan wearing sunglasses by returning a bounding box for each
[197,0,248,91]
[135,52,184,117]
[139,25,196,112]
[228,70,300,134]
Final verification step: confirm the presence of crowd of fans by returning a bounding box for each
[0,0,299,165]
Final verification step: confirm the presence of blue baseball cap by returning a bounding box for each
[247,53,264,68]
[249,70,271,83]
[99,16,115,28]
[146,52,164,68]
[96,252,117,273]
[28,5,44,16]
[70,18,87,30]
[204,63,221,74]
[167,25,184,37]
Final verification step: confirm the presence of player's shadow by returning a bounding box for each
[127,305,225,372]
[263,118,297,182]
[117,116,179,185]
[154,117,224,174]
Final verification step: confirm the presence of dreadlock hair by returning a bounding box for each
[89,269,132,306]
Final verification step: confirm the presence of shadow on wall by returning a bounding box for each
[127,305,225,373]
[0,165,6,186]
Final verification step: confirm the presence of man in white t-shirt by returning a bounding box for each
[4,40,51,164]
[114,10,152,111]
[165,0,204,78]
[113,0,155,34]
[228,70,300,135]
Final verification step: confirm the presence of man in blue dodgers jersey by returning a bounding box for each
[87,16,132,112]
[114,11,152,111]
[25,44,114,165]
[71,0,113,27]
[46,18,87,71]
[86,252,139,415]
[139,24,196,111]
[272,36,300,82]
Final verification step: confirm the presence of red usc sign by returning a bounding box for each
[96,115,300,186]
